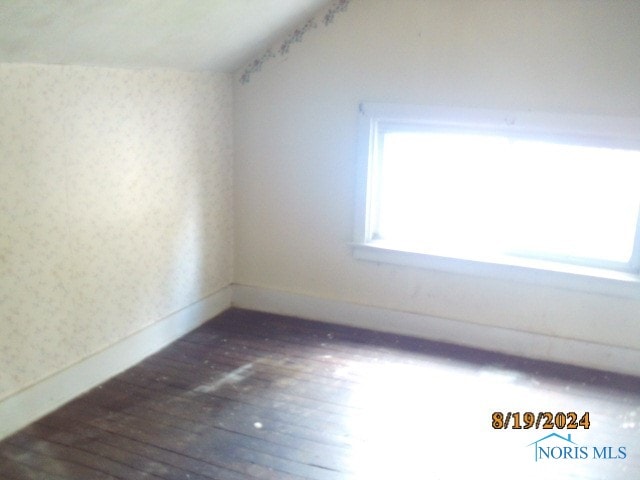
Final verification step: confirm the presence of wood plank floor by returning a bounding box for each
[1,308,639,479]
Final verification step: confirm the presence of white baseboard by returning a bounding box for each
[3,283,638,442]
[232,284,640,377]
[0,286,232,441]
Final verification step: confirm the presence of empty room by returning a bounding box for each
[1,1,640,478]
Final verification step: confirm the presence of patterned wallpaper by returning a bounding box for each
[0,64,233,400]
[239,0,351,84]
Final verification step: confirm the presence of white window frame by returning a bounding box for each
[353,103,640,298]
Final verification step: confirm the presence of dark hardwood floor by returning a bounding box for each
[1,308,639,479]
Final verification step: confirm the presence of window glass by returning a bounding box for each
[375,130,640,270]
[354,104,640,286]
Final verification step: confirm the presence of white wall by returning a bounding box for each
[0,64,233,401]
[234,0,640,353]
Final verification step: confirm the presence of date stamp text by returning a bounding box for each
[492,411,590,430]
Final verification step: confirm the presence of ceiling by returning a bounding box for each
[0,0,332,72]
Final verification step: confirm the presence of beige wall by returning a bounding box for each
[0,64,233,400]
[234,0,640,350]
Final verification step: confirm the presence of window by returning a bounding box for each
[354,104,640,296]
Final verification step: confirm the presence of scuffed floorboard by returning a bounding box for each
[1,308,639,479]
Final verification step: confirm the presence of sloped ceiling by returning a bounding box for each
[0,0,332,72]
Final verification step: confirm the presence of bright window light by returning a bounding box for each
[354,104,640,292]
[378,131,640,267]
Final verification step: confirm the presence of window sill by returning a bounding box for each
[352,241,640,299]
